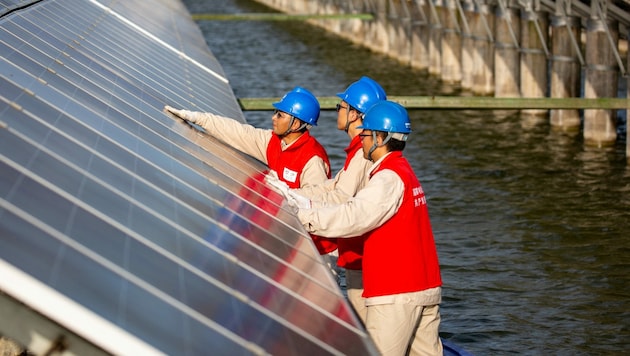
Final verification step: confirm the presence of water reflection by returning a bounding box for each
[184,0,630,354]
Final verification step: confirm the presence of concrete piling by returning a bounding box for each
[584,17,619,147]
[494,4,520,98]
[441,0,462,83]
[520,10,549,117]
[429,0,444,75]
[550,15,582,131]
[410,0,431,70]
[471,3,495,95]
[460,0,475,90]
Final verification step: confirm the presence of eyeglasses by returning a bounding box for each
[358,133,372,139]
[336,103,348,112]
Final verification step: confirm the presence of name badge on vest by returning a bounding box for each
[282,167,298,183]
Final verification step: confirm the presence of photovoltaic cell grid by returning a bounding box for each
[0,0,377,355]
[0,0,32,15]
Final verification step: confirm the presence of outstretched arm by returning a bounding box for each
[298,170,404,238]
[165,106,271,163]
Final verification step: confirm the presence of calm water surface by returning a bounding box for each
[184,0,630,354]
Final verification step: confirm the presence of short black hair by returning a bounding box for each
[374,131,406,151]
[388,138,406,151]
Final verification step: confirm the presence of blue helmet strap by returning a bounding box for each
[281,116,308,136]
[296,121,309,131]
[279,116,296,136]
[368,132,396,161]
[367,131,381,161]
[382,132,393,146]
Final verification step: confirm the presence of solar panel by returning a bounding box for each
[0,0,34,17]
[0,0,378,354]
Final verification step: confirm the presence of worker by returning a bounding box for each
[267,76,386,323]
[164,86,336,254]
[294,100,443,355]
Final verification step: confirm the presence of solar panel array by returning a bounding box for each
[0,0,377,354]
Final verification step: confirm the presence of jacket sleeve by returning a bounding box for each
[295,175,336,199]
[186,111,272,164]
[299,156,330,188]
[296,149,371,204]
[297,169,404,238]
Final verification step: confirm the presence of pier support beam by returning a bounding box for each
[494,5,520,98]
[429,0,444,75]
[410,1,430,70]
[550,15,582,131]
[461,0,475,90]
[584,17,619,146]
[441,0,462,83]
[325,1,342,33]
[388,0,411,64]
[520,10,549,117]
[471,2,495,95]
[369,0,390,53]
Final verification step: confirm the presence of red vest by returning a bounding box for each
[266,131,330,189]
[266,131,337,255]
[336,136,366,270]
[362,152,442,298]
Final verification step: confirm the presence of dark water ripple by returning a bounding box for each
[416,108,630,354]
[185,0,630,354]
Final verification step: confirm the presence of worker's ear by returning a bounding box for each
[292,118,303,130]
[350,109,361,120]
[354,113,365,128]
[376,132,385,146]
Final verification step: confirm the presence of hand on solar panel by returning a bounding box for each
[286,190,311,209]
[164,105,205,126]
[265,170,311,210]
[264,170,290,196]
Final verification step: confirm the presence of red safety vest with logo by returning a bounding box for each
[335,135,366,270]
[362,151,442,298]
[266,131,337,255]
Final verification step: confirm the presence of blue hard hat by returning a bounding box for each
[358,100,412,134]
[336,76,386,114]
[272,87,320,126]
